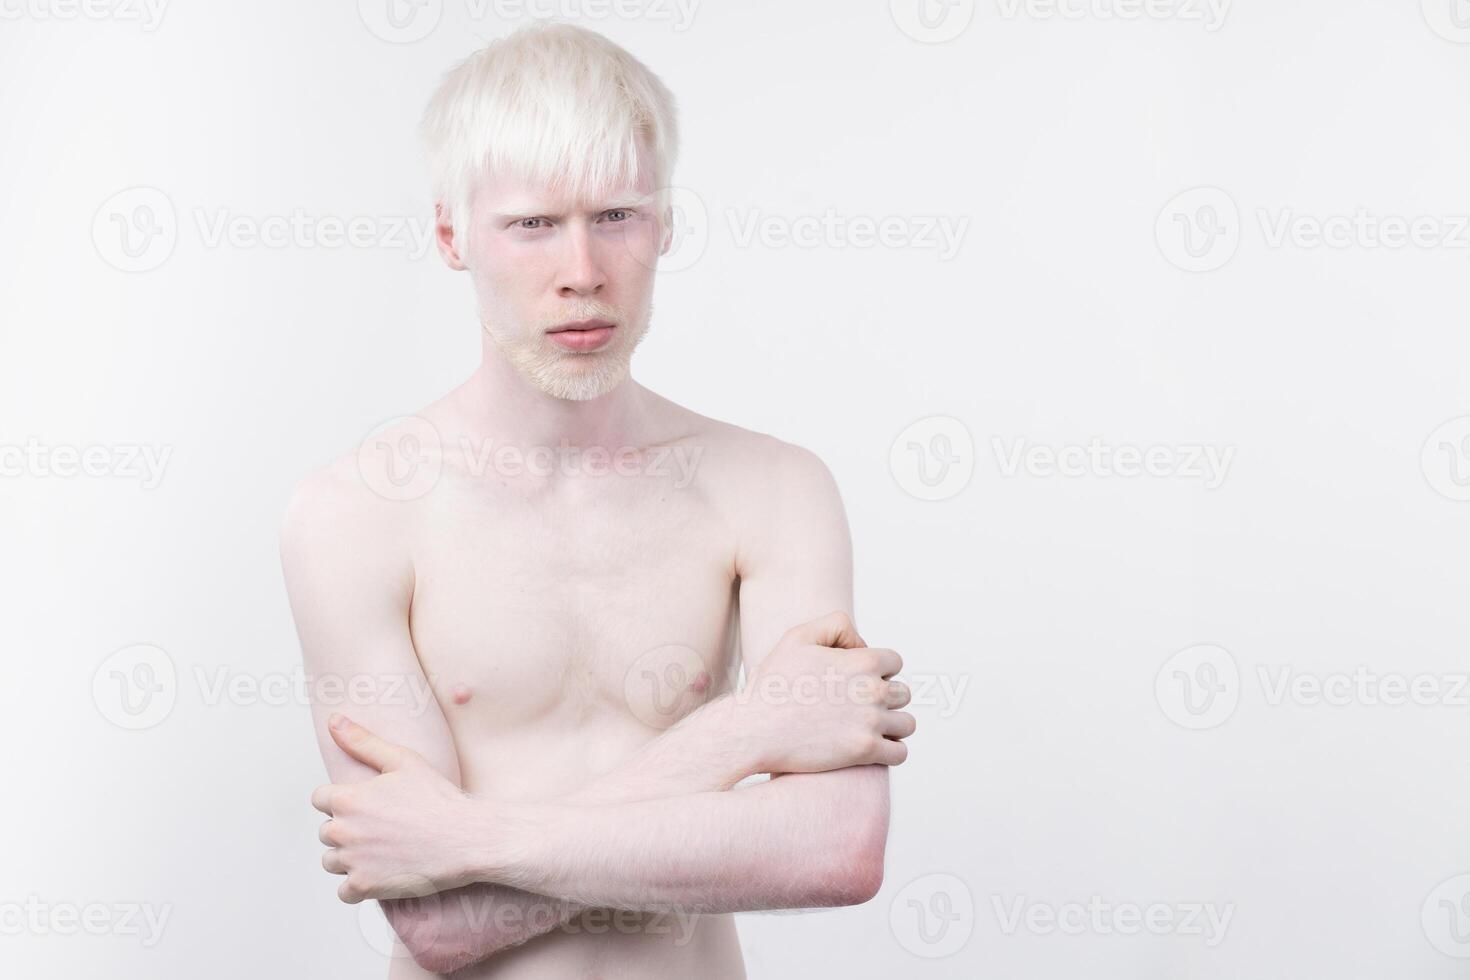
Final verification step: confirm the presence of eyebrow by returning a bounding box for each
[489,198,646,221]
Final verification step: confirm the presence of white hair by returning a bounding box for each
[420,22,680,232]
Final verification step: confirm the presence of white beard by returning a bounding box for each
[484,301,652,402]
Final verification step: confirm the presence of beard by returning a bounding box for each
[482,298,653,402]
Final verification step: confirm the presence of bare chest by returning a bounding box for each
[406,473,740,778]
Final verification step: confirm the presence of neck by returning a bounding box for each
[451,333,651,451]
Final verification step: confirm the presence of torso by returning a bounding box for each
[388,385,755,979]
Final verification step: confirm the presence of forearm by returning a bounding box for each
[476,764,891,913]
[565,694,759,805]
[394,694,761,970]
[382,885,578,974]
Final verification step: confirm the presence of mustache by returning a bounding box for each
[537,301,625,330]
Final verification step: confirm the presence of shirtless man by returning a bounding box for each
[279,23,916,978]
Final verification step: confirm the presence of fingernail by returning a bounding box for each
[328,713,345,730]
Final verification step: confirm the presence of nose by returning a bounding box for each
[557,224,606,298]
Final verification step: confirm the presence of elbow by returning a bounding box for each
[407,942,478,977]
[825,851,885,907]
[383,901,481,976]
[814,798,890,907]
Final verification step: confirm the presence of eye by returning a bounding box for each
[603,209,633,223]
[515,217,548,230]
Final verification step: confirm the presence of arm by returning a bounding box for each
[280,464,773,972]
[470,444,900,910]
[314,443,914,912]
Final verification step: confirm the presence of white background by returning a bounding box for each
[3,0,1470,977]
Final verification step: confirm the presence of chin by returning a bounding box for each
[527,352,633,401]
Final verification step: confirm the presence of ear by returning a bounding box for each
[659,203,675,256]
[435,202,467,271]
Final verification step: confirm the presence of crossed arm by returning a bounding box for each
[281,445,912,974]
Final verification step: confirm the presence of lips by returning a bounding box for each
[547,318,615,333]
[546,318,616,352]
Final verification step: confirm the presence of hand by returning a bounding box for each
[738,611,915,774]
[311,714,482,904]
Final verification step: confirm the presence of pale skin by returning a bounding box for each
[279,160,916,977]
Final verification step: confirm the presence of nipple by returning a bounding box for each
[450,684,473,706]
[689,670,710,695]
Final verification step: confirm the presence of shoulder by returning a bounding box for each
[643,392,847,568]
[278,435,420,591]
[643,388,839,492]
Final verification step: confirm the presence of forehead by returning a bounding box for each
[475,150,659,214]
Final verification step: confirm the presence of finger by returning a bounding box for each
[310,785,338,816]
[328,714,417,773]
[318,820,338,846]
[884,680,911,709]
[870,648,902,679]
[880,710,917,740]
[795,610,866,650]
[321,849,347,875]
[339,879,364,905]
[873,737,909,766]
